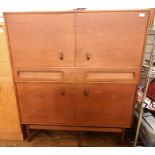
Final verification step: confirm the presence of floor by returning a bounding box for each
[0,129,139,147]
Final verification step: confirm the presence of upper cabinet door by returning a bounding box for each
[5,13,75,68]
[75,11,150,68]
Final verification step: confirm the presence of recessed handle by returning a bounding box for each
[60,88,65,96]
[84,88,89,96]
[59,52,64,60]
[86,53,91,60]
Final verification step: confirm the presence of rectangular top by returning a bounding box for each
[4,9,151,14]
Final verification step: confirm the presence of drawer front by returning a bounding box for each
[0,62,11,77]
[17,83,74,125]
[75,83,137,127]
[0,26,9,61]
[75,68,140,83]
[14,68,74,82]
[5,13,75,67]
[75,11,149,68]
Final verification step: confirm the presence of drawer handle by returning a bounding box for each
[59,52,64,60]
[86,53,91,60]
[84,88,89,96]
[60,88,65,96]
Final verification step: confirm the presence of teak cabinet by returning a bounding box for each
[4,10,150,140]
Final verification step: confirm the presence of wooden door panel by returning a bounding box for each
[75,83,137,127]
[75,11,149,67]
[5,13,75,67]
[16,83,74,125]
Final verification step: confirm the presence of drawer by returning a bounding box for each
[17,83,74,125]
[0,26,9,61]
[5,13,75,68]
[75,68,140,83]
[14,68,74,82]
[75,83,137,127]
[0,62,11,77]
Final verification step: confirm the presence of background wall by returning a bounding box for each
[0,0,155,12]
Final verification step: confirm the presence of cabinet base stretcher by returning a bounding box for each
[25,124,125,144]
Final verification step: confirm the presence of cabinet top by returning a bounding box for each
[3,9,151,14]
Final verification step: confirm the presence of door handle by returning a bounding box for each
[60,88,65,96]
[84,88,89,96]
[59,52,64,60]
[86,53,91,60]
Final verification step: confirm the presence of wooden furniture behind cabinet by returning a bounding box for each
[0,18,23,140]
[4,10,151,141]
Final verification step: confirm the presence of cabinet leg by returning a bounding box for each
[25,125,41,141]
[25,125,32,141]
[120,128,125,145]
[77,132,82,147]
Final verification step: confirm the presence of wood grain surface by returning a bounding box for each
[5,13,75,68]
[75,11,149,68]
[75,83,137,127]
[0,23,23,140]
[0,79,22,139]
[17,83,75,125]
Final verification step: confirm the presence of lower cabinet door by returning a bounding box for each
[17,83,74,125]
[75,83,137,128]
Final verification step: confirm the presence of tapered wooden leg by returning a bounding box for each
[120,128,125,145]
